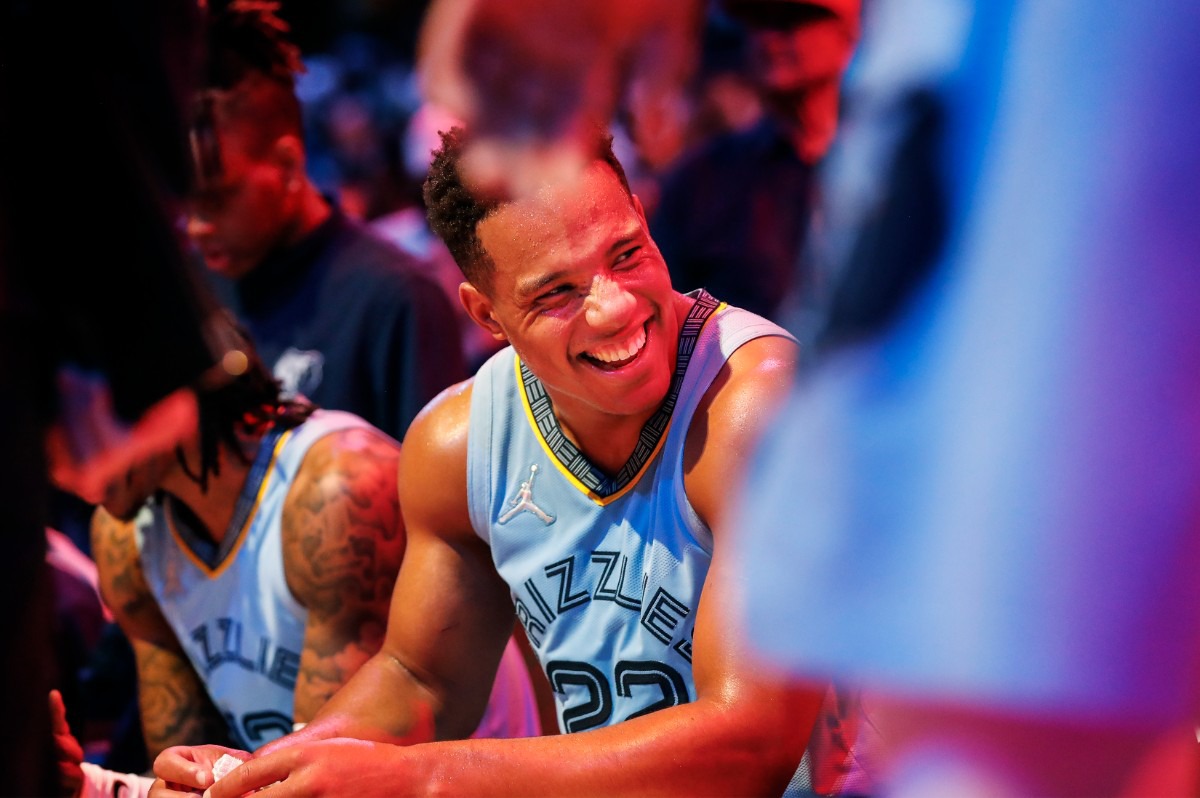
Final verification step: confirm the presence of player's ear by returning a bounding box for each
[460,282,507,341]
[631,192,648,226]
[272,134,306,192]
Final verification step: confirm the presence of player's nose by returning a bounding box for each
[583,273,635,331]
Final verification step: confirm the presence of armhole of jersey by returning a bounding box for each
[467,356,501,545]
[672,306,797,556]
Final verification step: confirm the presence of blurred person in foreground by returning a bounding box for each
[152,126,874,797]
[736,2,1200,795]
[416,0,1200,794]
[1,0,231,792]
[57,322,537,798]
[191,1,466,442]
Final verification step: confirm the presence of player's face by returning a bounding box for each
[470,162,684,424]
[100,450,175,522]
[185,124,297,280]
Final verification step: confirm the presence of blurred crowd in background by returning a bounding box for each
[9,0,1200,794]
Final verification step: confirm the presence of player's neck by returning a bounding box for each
[283,181,332,246]
[163,442,256,545]
[558,410,655,478]
[551,292,691,476]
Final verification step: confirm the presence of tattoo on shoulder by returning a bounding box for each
[283,434,403,615]
[283,434,404,707]
[92,509,159,625]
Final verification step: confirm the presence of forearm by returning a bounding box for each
[411,698,810,797]
[139,689,231,761]
[300,651,440,746]
[134,650,231,758]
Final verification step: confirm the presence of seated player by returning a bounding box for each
[71,321,538,797]
[154,127,871,796]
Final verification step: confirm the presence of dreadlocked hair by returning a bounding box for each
[423,124,633,290]
[182,344,315,493]
[203,0,304,91]
[194,0,306,160]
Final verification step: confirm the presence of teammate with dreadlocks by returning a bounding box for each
[61,318,537,797]
[191,0,466,442]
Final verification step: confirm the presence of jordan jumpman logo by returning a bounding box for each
[499,464,555,525]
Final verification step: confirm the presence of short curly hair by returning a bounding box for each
[423,126,633,290]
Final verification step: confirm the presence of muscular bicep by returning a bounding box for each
[382,512,516,739]
[282,431,405,723]
[299,385,516,743]
[682,335,820,755]
[90,508,227,757]
[683,334,803,695]
[685,334,798,533]
[384,381,516,739]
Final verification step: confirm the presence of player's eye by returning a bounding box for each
[614,246,641,266]
[535,284,574,307]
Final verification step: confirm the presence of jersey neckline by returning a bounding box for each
[164,426,292,577]
[515,290,723,505]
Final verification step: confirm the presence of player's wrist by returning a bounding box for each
[79,763,154,798]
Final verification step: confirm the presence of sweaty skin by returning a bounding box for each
[153,161,821,798]
[93,426,404,761]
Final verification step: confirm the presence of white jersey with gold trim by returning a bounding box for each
[467,291,787,733]
[139,409,542,749]
[136,410,372,748]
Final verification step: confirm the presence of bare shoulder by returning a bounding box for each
[90,506,143,606]
[90,504,136,561]
[711,333,797,410]
[689,334,798,455]
[397,378,476,540]
[306,423,403,463]
[404,378,475,459]
[90,506,174,643]
[282,422,402,532]
[281,421,405,609]
[683,334,798,532]
[287,422,403,501]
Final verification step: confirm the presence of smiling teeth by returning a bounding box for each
[588,326,647,364]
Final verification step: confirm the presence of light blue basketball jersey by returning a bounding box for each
[137,409,376,749]
[467,291,791,734]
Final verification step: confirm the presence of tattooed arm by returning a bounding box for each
[90,508,231,761]
[280,427,405,723]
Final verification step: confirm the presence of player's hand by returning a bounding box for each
[207,739,417,798]
[150,744,247,796]
[48,690,83,798]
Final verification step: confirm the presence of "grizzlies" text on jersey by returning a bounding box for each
[469,292,793,733]
[190,616,302,690]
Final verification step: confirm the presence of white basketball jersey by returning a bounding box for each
[467,291,791,732]
[137,410,371,749]
[138,408,541,748]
